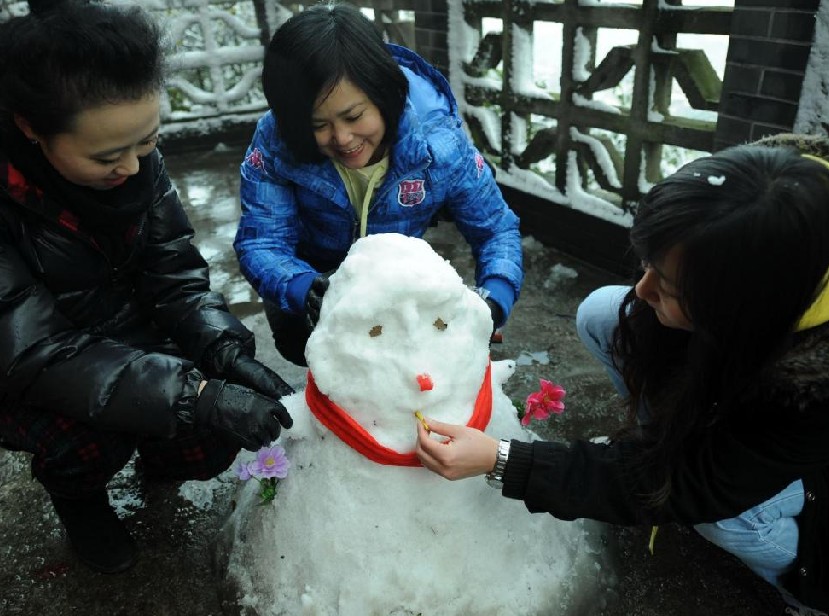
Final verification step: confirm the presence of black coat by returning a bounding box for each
[0,148,253,438]
[503,322,829,610]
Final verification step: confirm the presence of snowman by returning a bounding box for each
[219,234,609,616]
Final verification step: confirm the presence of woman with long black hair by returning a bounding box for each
[418,141,829,615]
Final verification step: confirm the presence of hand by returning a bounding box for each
[485,298,503,330]
[225,353,295,400]
[304,272,332,331]
[204,340,294,400]
[415,417,500,480]
[485,298,504,343]
[195,379,293,451]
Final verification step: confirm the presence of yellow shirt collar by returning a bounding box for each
[795,154,829,331]
[796,271,829,331]
[333,155,389,238]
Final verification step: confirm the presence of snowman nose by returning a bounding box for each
[416,373,433,391]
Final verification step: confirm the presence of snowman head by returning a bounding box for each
[305,233,492,451]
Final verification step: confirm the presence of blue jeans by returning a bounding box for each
[576,285,805,599]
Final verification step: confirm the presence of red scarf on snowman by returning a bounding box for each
[305,362,493,467]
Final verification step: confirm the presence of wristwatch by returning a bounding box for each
[485,439,511,489]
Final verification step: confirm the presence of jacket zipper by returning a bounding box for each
[350,163,431,244]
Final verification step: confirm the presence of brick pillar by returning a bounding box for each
[414,0,449,76]
[714,0,820,150]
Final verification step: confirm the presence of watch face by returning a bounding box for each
[486,476,503,489]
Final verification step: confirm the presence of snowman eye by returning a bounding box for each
[369,325,383,337]
[433,318,447,331]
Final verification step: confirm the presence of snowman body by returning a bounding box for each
[221,235,606,616]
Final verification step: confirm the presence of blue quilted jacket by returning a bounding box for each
[234,45,522,324]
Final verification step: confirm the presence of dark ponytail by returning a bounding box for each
[27,0,73,17]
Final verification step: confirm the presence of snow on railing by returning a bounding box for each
[156,1,290,122]
[452,0,734,222]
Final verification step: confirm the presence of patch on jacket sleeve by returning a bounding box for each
[397,179,426,206]
[475,152,485,177]
[245,147,265,170]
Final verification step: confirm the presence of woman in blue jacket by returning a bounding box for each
[235,3,523,366]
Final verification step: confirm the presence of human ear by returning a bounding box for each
[13,114,42,143]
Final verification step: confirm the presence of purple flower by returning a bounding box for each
[234,459,254,481]
[250,445,290,479]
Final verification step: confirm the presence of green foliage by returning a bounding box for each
[512,398,525,421]
[256,478,279,506]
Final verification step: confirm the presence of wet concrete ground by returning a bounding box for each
[0,145,783,615]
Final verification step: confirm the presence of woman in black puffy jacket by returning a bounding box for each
[417,141,829,615]
[0,0,293,574]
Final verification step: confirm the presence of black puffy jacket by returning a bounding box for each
[0,146,253,438]
[504,321,829,611]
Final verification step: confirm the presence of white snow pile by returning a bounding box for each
[219,233,611,616]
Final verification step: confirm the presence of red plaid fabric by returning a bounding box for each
[0,406,239,496]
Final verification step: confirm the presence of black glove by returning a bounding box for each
[228,353,295,399]
[195,379,293,451]
[485,298,504,344]
[204,339,294,400]
[304,272,332,332]
[485,298,503,331]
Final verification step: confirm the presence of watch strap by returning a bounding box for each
[485,439,510,488]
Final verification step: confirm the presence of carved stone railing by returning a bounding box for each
[453,0,732,221]
[140,0,286,144]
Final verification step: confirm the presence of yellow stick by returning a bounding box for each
[648,526,659,555]
[414,410,430,431]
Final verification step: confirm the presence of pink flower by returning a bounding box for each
[520,379,566,426]
[250,445,290,479]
